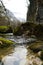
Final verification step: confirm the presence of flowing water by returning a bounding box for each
[0,33,43,65]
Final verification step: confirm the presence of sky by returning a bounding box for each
[2,0,30,21]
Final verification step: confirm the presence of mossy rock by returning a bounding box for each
[13,26,21,35]
[29,41,43,53]
[0,26,12,33]
[0,37,15,48]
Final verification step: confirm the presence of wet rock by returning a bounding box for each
[0,26,12,33]
[27,48,42,65]
[0,41,3,44]
[37,51,43,60]
[13,26,21,35]
[0,37,15,48]
[29,41,43,53]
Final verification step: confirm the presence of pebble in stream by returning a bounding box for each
[26,48,43,65]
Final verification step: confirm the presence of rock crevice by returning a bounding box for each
[27,0,43,23]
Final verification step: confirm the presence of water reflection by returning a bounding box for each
[0,33,42,65]
[2,46,27,65]
[0,46,15,65]
[0,47,14,56]
[1,45,42,65]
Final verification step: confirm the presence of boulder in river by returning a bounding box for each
[0,26,12,33]
[0,37,15,48]
[29,41,43,53]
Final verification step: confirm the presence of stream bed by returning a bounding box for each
[0,33,43,65]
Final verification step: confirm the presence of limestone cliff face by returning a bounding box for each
[0,1,20,26]
[27,0,43,22]
[0,1,10,26]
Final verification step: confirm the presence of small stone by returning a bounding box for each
[0,41,3,44]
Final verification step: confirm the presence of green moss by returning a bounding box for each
[0,37,15,48]
[0,26,8,32]
[13,26,20,35]
[0,26,12,33]
[0,26,9,33]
